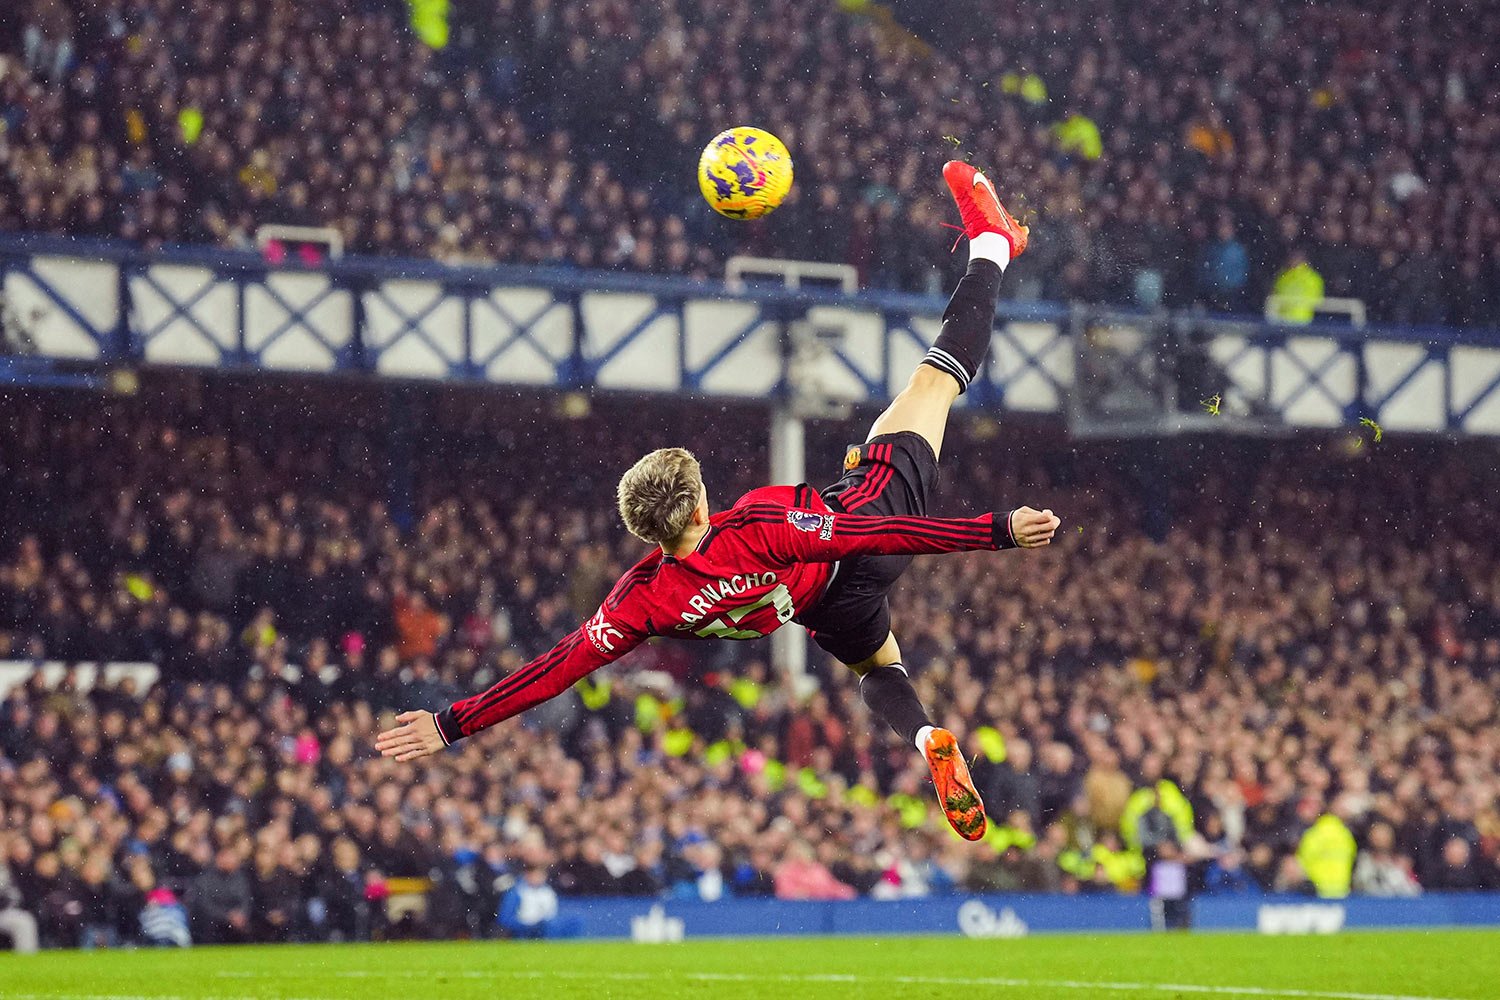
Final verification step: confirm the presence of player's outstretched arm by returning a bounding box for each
[756,502,1060,562]
[375,612,644,760]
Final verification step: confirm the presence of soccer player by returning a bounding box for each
[376,162,1059,840]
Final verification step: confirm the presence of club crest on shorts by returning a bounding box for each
[844,447,861,471]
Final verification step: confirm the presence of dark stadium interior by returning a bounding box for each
[1,0,1499,961]
[1,0,1497,322]
[2,374,1497,945]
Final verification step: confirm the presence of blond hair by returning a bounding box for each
[616,448,703,545]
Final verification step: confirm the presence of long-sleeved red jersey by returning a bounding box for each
[433,484,1017,744]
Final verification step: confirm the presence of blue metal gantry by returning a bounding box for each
[3,234,1500,437]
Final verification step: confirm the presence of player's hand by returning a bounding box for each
[375,711,445,761]
[1010,506,1060,548]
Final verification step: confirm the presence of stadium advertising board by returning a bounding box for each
[550,894,1500,941]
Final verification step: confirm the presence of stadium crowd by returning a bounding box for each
[1,384,1498,948]
[2,0,1498,325]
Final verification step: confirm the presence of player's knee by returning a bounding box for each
[845,633,902,675]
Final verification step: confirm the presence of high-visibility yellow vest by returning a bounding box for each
[1001,72,1049,105]
[727,677,762,710]
[1297,814,1357,898]
[177,108,204,145]
[703,739,742,767]
[575,677,610,711]
[1054,114,1103,160]
[796,768,829,800]
[1093,845,1146,889]
[633,693,662,732]
[984,824,1036,853]
[662,728,695,757]
[1269,262,1326,324]
[888,793,928,829]
[1120,780,1195,850]
[1059,848,1095,879]
[406,0,450,48]
[974,726,1007,763]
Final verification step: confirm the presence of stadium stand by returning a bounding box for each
[2,0,1498,321]
[1,381,1497,946]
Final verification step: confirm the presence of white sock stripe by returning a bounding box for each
[923,348,971,385]
[927,346,965,370]
[924,352,972,383]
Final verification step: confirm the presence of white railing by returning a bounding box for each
[1264,295,1368,328]
[725,256,858,293]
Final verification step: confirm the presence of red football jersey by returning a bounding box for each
[434,484,1016,743]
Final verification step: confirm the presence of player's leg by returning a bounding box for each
[847,631,986,841]
[865,162,1030,461]
[846,632,929,741]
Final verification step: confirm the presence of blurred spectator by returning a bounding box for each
[774,842,856,901]
[498,866,561,940]
[974,738,1040,824]
[1197,217,1250,312]
[1426,838,1493,893]
[554,839,617,897]
[187,847,252,945]
[139,886,192,948]
[1201,849,1259,896]
[0,855,40,953]
[1148,840,1191,929]
[1266,250,1325,325]
[310,839,373,942]
[1352,823,1421,898]
[1297,808,1358,900]
[1136,792,1180,863]
[671,841,727,902]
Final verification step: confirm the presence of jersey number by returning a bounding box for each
[693,584,795,640]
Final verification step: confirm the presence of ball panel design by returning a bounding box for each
[698,127,794,220]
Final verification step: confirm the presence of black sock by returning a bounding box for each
[921,259,1004,393]
[859,664,933,746]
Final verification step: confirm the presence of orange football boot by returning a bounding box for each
[923,727,987,841]
[942,160,1029,258]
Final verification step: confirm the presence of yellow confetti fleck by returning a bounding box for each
[1359,416,1383,443]
[1200,394,1223,416]
[942,135,962,147]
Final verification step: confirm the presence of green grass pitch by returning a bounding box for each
[5,931,1499,1000]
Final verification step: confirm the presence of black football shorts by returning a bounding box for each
[793,430,941,664]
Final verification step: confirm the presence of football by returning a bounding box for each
[697,126,794,220]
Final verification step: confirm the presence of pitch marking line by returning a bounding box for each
[198,968,1479,1000]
